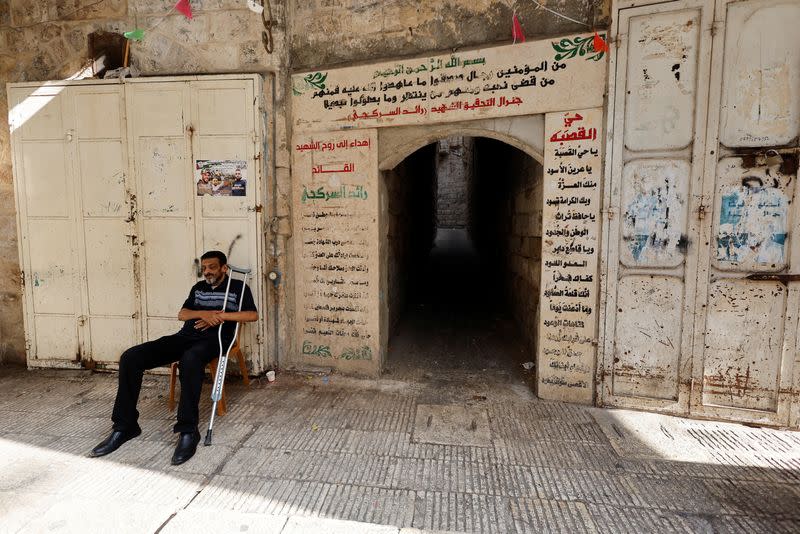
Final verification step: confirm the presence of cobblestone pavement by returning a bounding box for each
[1,365,799,533]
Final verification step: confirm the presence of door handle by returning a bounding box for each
[194,258,201,277]
[745,273,800,285]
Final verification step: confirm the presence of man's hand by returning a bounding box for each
[193,311,225,330]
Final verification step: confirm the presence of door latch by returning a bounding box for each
[745,273,800,285]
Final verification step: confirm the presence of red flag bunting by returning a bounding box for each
[512,13,525,43]
[175,0,193,20]
[593,31,609,53]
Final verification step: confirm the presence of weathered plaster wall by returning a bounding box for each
[435,137,472,228]
[0,0,290,364]
[289,0,610,70]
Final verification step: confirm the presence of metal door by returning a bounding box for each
[9,85,82,366]
[599,0,714,414]
[73,86,138,363]
[126,81,197,342]
[9,83,135,366]
[189,79,265,373]
[126,77,265,372]
[691,0,800,426]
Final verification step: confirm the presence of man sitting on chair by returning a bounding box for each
[90,250,258,465]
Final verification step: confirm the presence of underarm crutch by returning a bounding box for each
[205,265,251,446]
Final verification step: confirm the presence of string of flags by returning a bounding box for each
[123,0,193,42]
[512,12,525,44]
[511,4,609,53]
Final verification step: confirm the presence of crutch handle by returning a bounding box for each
[227,264,251,274]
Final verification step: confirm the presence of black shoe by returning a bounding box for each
[171,431,201,465]
[89,428,141,457]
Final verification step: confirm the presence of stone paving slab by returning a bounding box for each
[161,510,288,534]
[17,499,174,534]
[0,366,798,533]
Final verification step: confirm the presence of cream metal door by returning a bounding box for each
[126,81,197,343]
[599,0,714,413]
[126,76,266,373]
[9,83,136,367]
[11,75,266,371]
[690,0,800,426]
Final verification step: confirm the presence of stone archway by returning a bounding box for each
[379,132,545,382]
[290,33,606,403]
[378,115,545,171]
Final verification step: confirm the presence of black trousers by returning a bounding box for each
[112,334,220,434]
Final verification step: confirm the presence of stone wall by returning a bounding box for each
[505,148,543,358]
[472,138,541,357]
[0,0,290,364]
[435,137,472,228]
[289,0,610,70]
[385,144,436,335]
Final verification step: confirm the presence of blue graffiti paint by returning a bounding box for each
[624,177,682,264]
[716,185,788,265]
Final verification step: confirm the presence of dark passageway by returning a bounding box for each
[383,137,542,380]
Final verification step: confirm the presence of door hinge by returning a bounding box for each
[248,204,263,213]
[698,205,708,219]
[254,152,262,161]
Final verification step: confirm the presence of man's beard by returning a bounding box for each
[205,274,222,285]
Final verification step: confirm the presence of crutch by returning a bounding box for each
[204,265,251,446]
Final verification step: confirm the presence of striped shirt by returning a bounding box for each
[178,277,257,342]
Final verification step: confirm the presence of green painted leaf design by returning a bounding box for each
[551,34,606,62]
[292,72,328,96]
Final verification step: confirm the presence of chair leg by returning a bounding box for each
[232,343,250,387]
[168,362,178,412]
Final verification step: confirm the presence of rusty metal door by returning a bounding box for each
[126,77,266,372]
[126,81,198,343]
[73,86,139,363]
[690,0,800,426]
[188,79,265,374]
[9,83,137,367]
[599,0,714,414]
[9,85,83,366]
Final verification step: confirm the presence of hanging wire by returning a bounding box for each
[14,0,107,29]
[528,0,591,28]
[261,0,275,54]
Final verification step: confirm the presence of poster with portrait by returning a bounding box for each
[195,160,247,197]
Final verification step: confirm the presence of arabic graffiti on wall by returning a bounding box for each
[292,131,380,370]
[621,159,689,267]
[292,33,607,132]
[538,108,603,404]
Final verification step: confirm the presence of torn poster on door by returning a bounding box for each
[717,184,788,265]
[196,160,247,197]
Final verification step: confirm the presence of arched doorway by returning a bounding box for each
[381,136,543,385]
